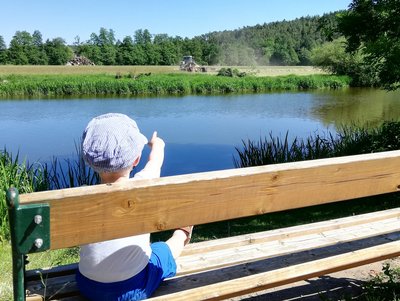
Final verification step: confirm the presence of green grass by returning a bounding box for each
[0,150,48,242]
[0,73,351,98]
[360,264,400,301]
[0,243,79,301]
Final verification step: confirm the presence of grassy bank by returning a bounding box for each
[0,73,350,98]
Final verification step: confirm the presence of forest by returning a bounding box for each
[0,13,339,67]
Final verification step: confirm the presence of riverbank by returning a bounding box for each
[0,73,350,98]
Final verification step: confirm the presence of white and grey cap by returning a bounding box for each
[81,113,148,173]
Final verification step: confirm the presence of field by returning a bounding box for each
[0,65,326,76]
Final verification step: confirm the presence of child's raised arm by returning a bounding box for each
[146,131,165,170]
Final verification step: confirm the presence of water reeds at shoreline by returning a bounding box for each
[0,73,351,98]
[234,121,400,168]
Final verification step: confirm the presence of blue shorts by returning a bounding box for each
[76,242,177,301]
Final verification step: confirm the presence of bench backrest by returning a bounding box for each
[8,150,400,253]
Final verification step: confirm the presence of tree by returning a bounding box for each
[31,30,48,64]
[153,34,178,65]
[8,31,32,64]
[310,37,379,86]
[134,29,152,45]
[338,0,400,89]
[116,36,135,65]
[0,36,7,64]
[44,38,73,65]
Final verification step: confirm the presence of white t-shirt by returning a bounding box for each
[79,164,160,283]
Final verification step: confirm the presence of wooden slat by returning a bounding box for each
[26,263,78,282]
[176,216,400,274]
[150,240,400,301]
[181,207,400,255]
[19,150,400,250]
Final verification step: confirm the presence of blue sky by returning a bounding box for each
[1,0,352,45]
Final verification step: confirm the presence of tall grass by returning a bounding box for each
[0,146,99,242]
[0,73,351,98]
[46,142,99,190]
[234,121,400,168]
[0,150,49,242]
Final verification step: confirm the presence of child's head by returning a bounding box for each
[81,113,148,175]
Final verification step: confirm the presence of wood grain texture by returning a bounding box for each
[19,150,400,250]
[24,208,400,300]
[151,240,400,301]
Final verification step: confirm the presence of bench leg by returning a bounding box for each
[7,188,26,301]
[12,254,26,301]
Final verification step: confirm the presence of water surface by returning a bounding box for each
[1,88,399,175]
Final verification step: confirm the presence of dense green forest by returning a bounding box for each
[0,13,339,67]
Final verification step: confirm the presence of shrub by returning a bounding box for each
[217,68,247,77]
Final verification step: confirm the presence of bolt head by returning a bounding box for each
[34,238,43,249]
[34,215,42,225]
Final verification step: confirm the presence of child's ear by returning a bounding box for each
[132,156,141,167]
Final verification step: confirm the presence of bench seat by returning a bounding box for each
[25,207,400,300]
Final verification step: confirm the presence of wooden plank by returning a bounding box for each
[26,263,78,282]
[182,207,400,255]
[151,240,400,301]
[26,274,79,300]
[19,150,400,250]
[176,216,400,274]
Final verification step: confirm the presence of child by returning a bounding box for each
[76,113,193,301]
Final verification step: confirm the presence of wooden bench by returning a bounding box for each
[7,150,400,301]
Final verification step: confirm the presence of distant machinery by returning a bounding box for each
[179,56,207,72]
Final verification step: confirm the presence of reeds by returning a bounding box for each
[0,150,48,242]
[0,145,99,241]
[234,121,400,168]
[0,74,351,98]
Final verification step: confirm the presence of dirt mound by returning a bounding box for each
[66,55,95,66]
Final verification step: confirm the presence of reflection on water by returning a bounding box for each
[311,88,400,128]
[1,88,399,175]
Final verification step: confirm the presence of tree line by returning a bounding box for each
[0,14,338,67]
[1,0,398,91]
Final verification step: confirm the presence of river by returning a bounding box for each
[1,88,399,176]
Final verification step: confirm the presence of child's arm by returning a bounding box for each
[146,131,165,171]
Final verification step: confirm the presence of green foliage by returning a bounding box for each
[338,0,400,90]
[0,146,99,241]
[0,74,350,98]
[310,37,380,87]
[361,264,400,300]
[0,36,7,64]
[234,121,400,168]
[217,68,247,77]
[0,150,47,241]
[44,37,73,65]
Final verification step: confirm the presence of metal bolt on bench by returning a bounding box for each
[7,187,50,301]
